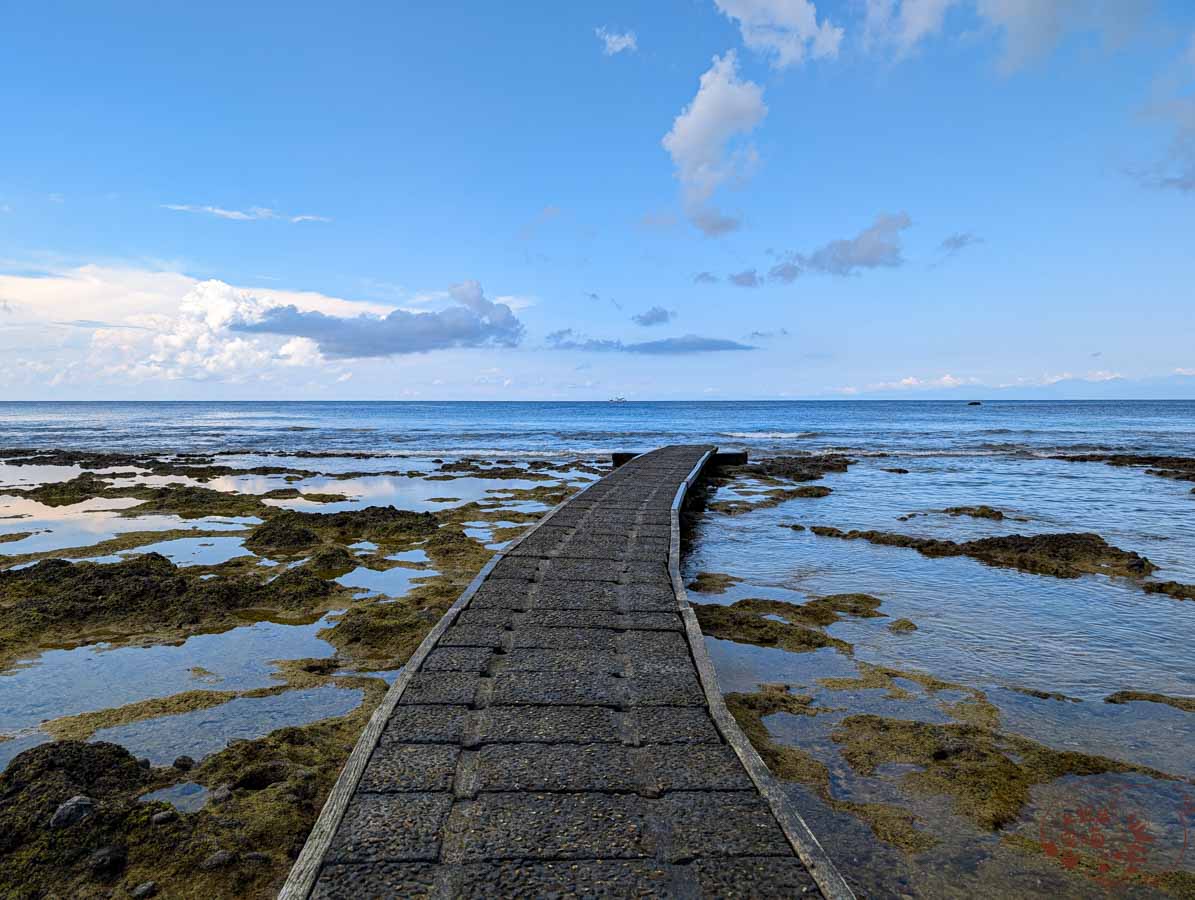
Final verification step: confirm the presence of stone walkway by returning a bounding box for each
[283,445,848,899]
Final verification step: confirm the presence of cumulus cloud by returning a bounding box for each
[547,329,754,354]
[662,52,767,236]
[771,212,912,278]
[234,280,524,357]
[693,271,721,284]
[631,306,676,326]
[0,266,522,387]
[863,0,1150,70]
[729,269,761,288]
[595,27,637,55]
[714,0,843,68]
[163,204,330,223]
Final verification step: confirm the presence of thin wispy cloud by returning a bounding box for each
[162,204,330,223]
[595,26,637,55]
[547,329,754,354]
[862,0,1151,72]
[729,269,760,288]
[662,52,766,236]
[937,231,984,262]
[693,271,720,284]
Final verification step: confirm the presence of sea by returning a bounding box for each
[2,400,1193,897]
[2,398,1194,457]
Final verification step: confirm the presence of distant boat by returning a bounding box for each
[609,396,627,403]
[967,400,982,406]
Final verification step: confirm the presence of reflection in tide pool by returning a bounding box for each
[335,564,435,598]
[94,684,363,765]
[0,491,255,557]
[0,614,340,737]
[112,535,253,567]
[140,782,209,812]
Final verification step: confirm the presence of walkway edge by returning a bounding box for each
[278,477,603,900]
[671,450,856,900]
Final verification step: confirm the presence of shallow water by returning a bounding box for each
[335,564,437,598]
[689,450,1195,896]
[93,683,364,765]
[0,614,341,768]
[2,402,1193,896]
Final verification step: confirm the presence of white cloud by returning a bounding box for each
[163,204,330,223]
[714,0,843,68]
[0,265,413,387]
[662,52,767,236]
[862,373,976,391]
[1176,367,1195,376]
[595,27,637,55]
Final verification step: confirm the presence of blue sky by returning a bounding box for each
[1,0,1192,400]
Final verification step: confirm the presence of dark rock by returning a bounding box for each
[49,794,95,828]
[172,755,195,771]
[150,808,177,825]
[87,844,126,875]
[210,784,233,804]
[200,849,236,870]
[136,757,151,769]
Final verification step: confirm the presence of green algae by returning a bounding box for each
[0,553,350,669]
[1104,691,1195,713]
[831,714,1182,831]
[7,475,346,519]
[244,506,438,554]
[693,602,852,654]
[0,528,245,571]
[0,671,387,899]
[685,571,742,594]
[725,686,937,853]
[809,526,1157,579]
[0,531,33,544]
[888,618,918,633]
[42,691,239,742]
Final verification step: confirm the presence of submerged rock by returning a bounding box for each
[808,527,1156,579]
[746,454,855,482]
[1104,691,1195,712]
[693,602,851,654]
[888,618,918,633]
[1142,580,1195,601]
[832,714,1177,831]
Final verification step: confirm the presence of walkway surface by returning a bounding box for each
[283,445,848,899]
